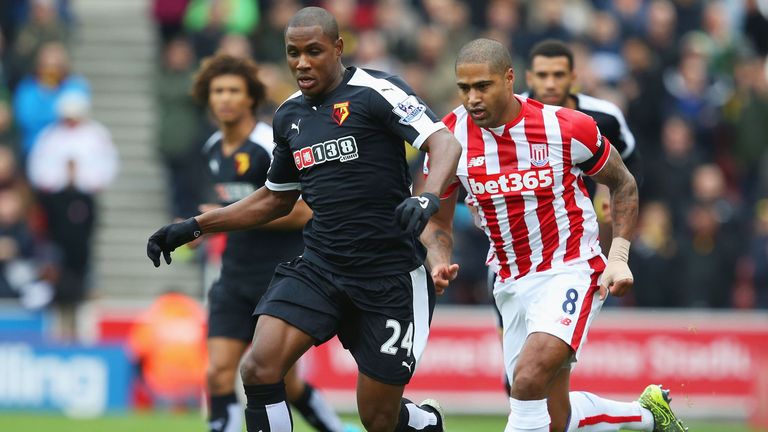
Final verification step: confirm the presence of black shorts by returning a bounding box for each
[255,257,435,386]
[207,274,273,342]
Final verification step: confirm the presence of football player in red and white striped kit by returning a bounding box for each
[423,39,686,432]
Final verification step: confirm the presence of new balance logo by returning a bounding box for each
[467,156,485,168]
[402,360,414,372]
[291,119,301,134]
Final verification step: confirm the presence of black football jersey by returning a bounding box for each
[266,67,445,276]
[203,123,304,283]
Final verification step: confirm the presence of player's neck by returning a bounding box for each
[500,94,523,126]
[220,116,257,155]
[563,94,577,110]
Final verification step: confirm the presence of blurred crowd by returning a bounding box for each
[2,0,768,315]
[149,0,768,311]
[0,0,118,339]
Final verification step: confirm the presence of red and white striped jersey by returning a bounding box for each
[436,96,610,281]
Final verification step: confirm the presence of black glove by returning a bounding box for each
[146,218,202,267]
[395,192,440,236]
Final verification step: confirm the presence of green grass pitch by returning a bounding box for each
[0,412,753,431]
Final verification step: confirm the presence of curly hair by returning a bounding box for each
[191,54,266,111]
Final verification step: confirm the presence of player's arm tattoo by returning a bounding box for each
[590,146,638,240]
[422,225,453,269]
[420,191,458,270]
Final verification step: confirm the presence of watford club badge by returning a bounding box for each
[332,101,350,126]
[234,152,250,175]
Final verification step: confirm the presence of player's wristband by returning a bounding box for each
[607,237,630,263]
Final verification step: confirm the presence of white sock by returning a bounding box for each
[223,402,242,432]
[505,398,550,432]
[404,401,438,429]
[264,401,293,431]
[568,391,654,431]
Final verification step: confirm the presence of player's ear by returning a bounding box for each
[506,67,515,88]
[335,37,344,58]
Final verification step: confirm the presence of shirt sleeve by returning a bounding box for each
[368,75,445,150]
[567,110,610,176]
[265,134,301,191]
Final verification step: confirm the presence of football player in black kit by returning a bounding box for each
[190,54,351,432]
[147,7,462,432]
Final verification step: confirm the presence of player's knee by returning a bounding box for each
[207,362,237,393]
[510,365,548,399]
[239,351,283,385]
[359,403,398,432]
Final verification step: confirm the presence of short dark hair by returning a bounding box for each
[286,6,339,41]
[528,39,574,70]
[191,54,265,111]
[455,38,512,75]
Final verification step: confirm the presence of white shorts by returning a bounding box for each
[493,256,606,380]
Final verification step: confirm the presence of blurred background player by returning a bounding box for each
[190,53,351,432]
[524,39,642,199]
[423,38,686,432]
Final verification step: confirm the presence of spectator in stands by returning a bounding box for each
[619,37,665,159]
[689,163,743,238]
[10,0,69,85]
[151,0,190,46]
[729,55,768,200]
[184,0,259,59]
[744,0,768,56]
[751,200,768,308]
[677,201,739,308]
[0,146,45,305]
[215,33,252,59]
[27,91,117,341]
[353,30,399,73]
[630,201,680,307]
[644,115,702,225]
[127,290,207,410]
[644,0,679,69]
[253,0,301,64]
[0,186,52,309]
[155,37,205,220]
[372,0,420,63]
[12,41,88,158]
[27,91,118,194]
[587,11,625,84]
